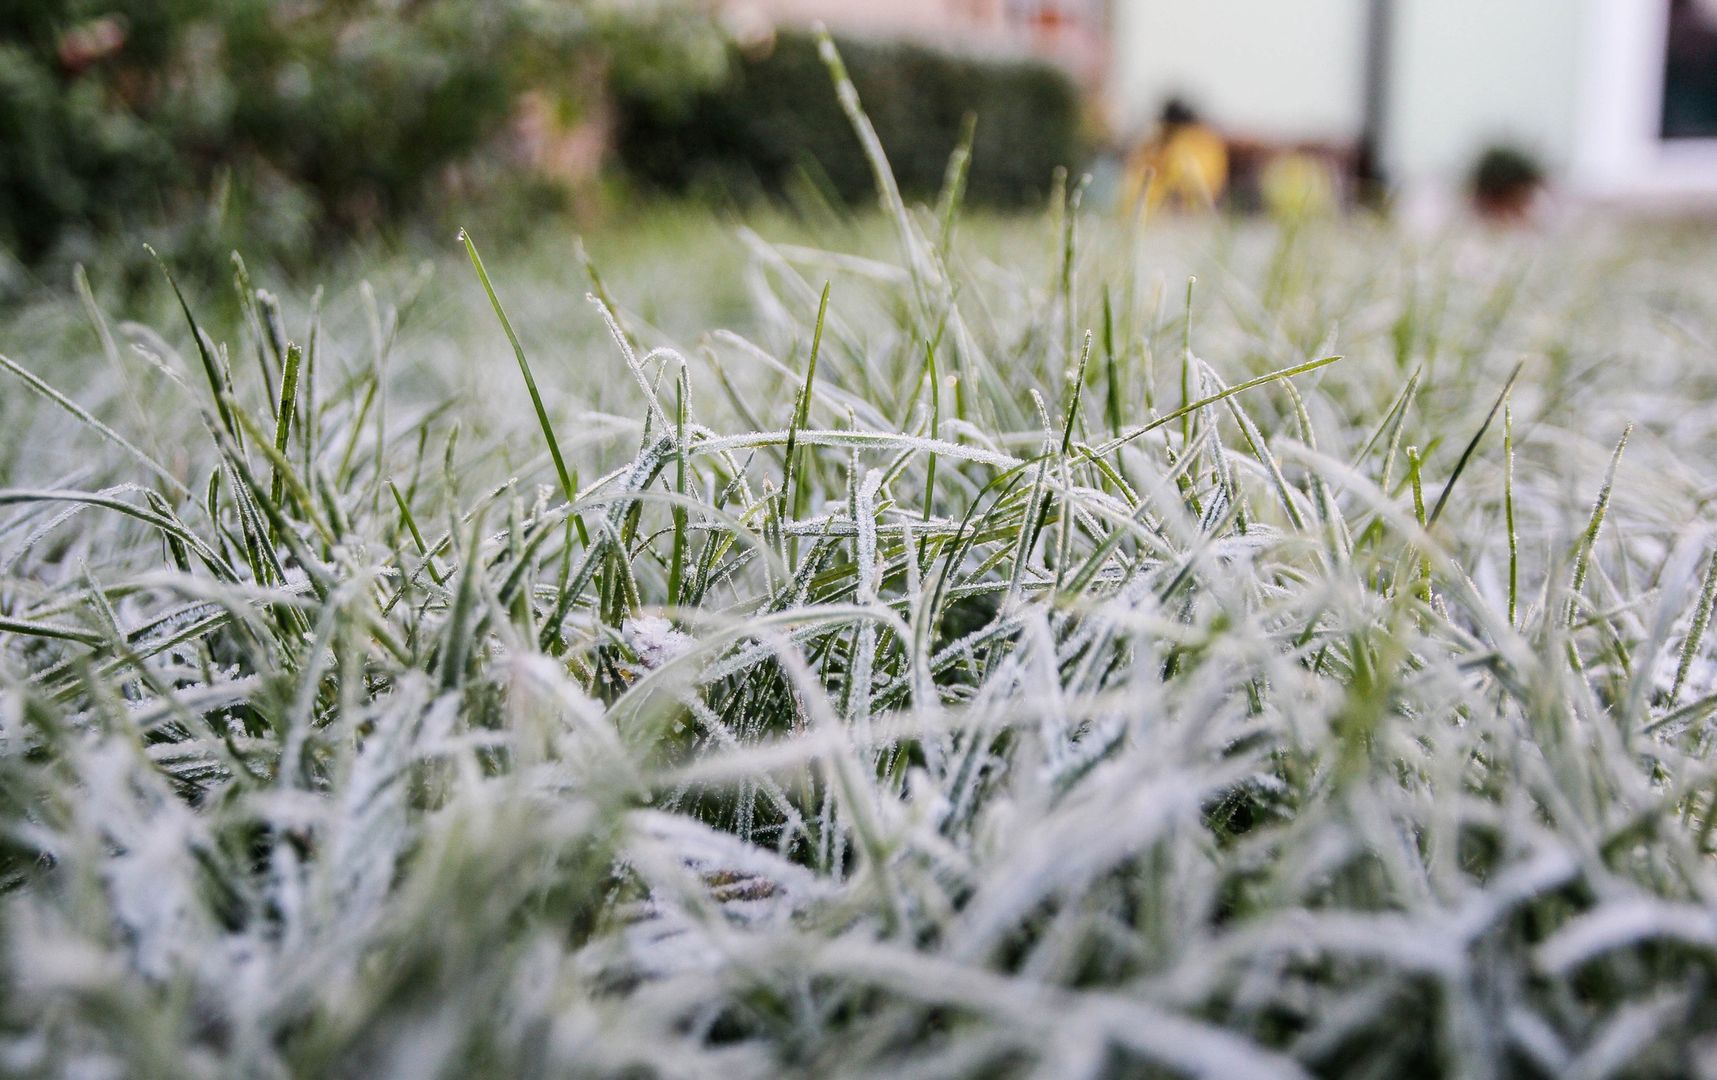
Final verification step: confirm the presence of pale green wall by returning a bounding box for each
[1385,0,1585,184]
[1110,0,1367,141]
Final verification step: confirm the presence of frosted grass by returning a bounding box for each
[8,45,1717,1079]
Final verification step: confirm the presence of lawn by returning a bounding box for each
[6,152,1717,1076]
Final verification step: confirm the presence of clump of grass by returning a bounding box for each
[8,42,1717,1080]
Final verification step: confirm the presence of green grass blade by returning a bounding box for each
[459,229,578,509]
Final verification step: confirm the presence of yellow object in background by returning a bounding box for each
[1260,152,1337,221]
[1124,105,1229,218]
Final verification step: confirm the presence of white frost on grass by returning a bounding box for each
[623,615,695,670]
[8,201,1717,1079]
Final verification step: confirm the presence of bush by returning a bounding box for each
[612,30,1085,209]
[0,5,177,264]
[1469,143,1546,201]
[0,1,721,285]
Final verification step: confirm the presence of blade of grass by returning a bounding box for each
[0,353,187,498]
[1505,400,1519,627]
[784,282,833,528]
[1427,361,1522,526]
[459,229,588,547]
[1089,353,1343,458]
[269,342,303,510]
[1566,423,1632,627]
[147,244,242,446]
[1673,550,1717,705]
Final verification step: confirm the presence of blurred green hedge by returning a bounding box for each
[0,1,720,288]
[611,31,1086,210]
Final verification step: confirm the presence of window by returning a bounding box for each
[1663,0,1717,138]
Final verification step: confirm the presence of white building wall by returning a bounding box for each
[1384,0,1585,187]
[1109,0,1367,140]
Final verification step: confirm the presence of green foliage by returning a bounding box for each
[0,4,176,263]
[0,0,720,283]
[612,30,1085,208]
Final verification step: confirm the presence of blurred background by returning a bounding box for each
[4,0,1717,299]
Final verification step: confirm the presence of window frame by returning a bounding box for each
[1576,0,1717,196]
